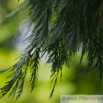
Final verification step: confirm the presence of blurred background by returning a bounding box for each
[0,0,103,103]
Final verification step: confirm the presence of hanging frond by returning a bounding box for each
[0,0,103,100]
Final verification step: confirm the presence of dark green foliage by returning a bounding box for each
[0,0,103,100]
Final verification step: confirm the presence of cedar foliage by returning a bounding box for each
[0,0,103,100]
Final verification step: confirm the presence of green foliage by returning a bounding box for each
[0,0,103,100]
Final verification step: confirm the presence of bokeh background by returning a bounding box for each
[0,0,103,103]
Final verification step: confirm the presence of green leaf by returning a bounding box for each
[7,0,27,18]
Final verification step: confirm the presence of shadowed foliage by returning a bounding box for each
[0,0,103,100]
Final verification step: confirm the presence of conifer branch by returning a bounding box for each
[0,0,103,100]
